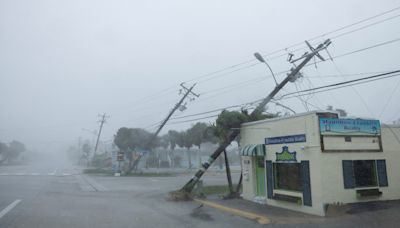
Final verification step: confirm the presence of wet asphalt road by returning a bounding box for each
[1,161,400,228]
[0,161,255,228]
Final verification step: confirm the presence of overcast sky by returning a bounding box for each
[1,0,399,153]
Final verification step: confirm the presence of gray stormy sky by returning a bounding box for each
[0,0,400,153]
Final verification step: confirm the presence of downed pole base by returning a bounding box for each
[222,192,241,200]
[167,190,193,201]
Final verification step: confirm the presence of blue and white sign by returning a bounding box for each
[265,134,306,145]
[319,118,381,135]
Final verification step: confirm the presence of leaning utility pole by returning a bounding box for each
[149,83,199,145]
[223,149,234,194]
[130,83,199,171]
[179,39,331,193]
[94,113,109,156]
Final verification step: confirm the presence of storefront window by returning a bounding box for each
[353,160,377,187]
[274,163,302,191]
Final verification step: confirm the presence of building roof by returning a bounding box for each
[241,110,336,127]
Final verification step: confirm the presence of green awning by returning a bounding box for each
[239,144,266,156]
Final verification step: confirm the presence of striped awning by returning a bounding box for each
[239,144,266,156]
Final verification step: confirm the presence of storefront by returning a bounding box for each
[239,111,400,216]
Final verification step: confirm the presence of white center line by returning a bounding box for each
[149,178,158,182]
[0,199,21,219]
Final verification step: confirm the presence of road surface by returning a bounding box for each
[1,159,399,228]
[0,160,253,228]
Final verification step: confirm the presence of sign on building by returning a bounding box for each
[265,134,306,145]
[319,118,381,135]
[117,152,125,161]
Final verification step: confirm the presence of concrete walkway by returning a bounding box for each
[195,196,400,227]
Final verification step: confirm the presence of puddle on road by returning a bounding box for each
[190,205,214,221]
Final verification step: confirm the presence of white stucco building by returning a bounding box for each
[239,111,400,216]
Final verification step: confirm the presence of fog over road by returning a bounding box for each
[0,158,253,228]
[2,159,400,227]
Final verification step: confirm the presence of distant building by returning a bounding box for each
[239,111,400,216]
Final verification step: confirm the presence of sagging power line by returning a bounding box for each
[177,39,332,194]
[156,70,400,126]
[118,5,400,114]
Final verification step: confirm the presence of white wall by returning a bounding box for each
[240,112,400,216]
[320,126,400,205]
[240,112,326,216]
[241,156,255,199]
[323,135,381,151]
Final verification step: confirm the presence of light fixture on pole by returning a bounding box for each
[254,52,278,86]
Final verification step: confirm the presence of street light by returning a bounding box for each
[273,102,296,115]
[254,52,278,86]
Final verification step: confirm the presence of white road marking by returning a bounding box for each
[0,199,21,219]
[0,171,74,176]
[75,175,96,192]
[81,175,108,191]
[149,178,158,182]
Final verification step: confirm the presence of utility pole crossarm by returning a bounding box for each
[252,40,331,117]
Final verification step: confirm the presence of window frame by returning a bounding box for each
[273,162,303,192]
[353,160,378,188]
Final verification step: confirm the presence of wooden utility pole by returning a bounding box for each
[223,149,234,194]
[130,83,199,171]
[180,39,331,193]
[149,83,199,145]
[94,113,109,157]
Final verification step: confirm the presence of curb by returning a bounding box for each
[194,199,271,225]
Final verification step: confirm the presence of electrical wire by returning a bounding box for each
[181,5,400,85]
[327,45,377,118]
[175,37,400,112]
[153,70,400,126]
[170,105,242,120]
[269,13,400,61]
[277,72,400,100]
[167,114,220,125]
[312,38,400,65]
[111,7,400,120]
[112,7,400,129]
[379,78,400,118]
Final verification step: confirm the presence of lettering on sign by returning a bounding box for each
[320,118,380,135]
[265,134,306,145]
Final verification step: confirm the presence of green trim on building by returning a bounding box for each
[239,144,266,156]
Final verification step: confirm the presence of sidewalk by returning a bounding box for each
[198,197,326,225]
[195,196,400,226]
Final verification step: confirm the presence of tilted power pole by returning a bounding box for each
[94,113,110,157]
[130,83,199,171]
[149,83,199,145]
[180,39,331,193]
